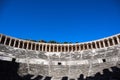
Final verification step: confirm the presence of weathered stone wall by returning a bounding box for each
[0,43,120,80]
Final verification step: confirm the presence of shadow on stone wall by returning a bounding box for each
[0,60,120,80]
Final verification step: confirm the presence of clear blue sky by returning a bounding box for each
[0,0,120,43]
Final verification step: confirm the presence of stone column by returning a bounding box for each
[87,44,89,50]
[95,42,97,49]
[64,46,66,52]
[79,44,81,51]
[107,39,110,46]
[116,36,119,44]
[102,40,105,47]
[45,44,47,52]
[9,38,12,46]
[68,45,69,52]
[112,38,115,45]
[18,40,20,48]
[0,34,2,42]
[83,44,85,50]
[13,39,16,47]
[4,36,7,45]
[75,45,77,51]
[39,44,41,51]
[99,41,102,48]
[49,45,51,52]
[22,41,24,49]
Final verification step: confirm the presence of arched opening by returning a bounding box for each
[88,43,92,49]
[23,42,27,49]
[118,35,120,43]
[43,45,45,51]
[113,37,118,45]
[5,37,10,45]
[58,46,60,52]
[84,44,87,50]
[15,40,19,47]
[28,43,31,49]
[32,43,35,50]
[19,41,23,48]
[51,45,53,52]
[100,41,104,48]
[96,42,100,48]
[10,39,15,47]
[76,45,79,51]
[54,45,57,52]
[0,35,6,44]
[62,46,64,52]
[66,46,68,52]
[80,44,83,50]
[104,39,108,47]
[92,42,96,49]
[36,44,39,50]
[69,45,72,52]
[47,45,49,52]
[73,45,75,51]
[40,44,42,51]
[109,38,113,46]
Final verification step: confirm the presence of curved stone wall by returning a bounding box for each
[0,33,120,80]
[0,33,120,52]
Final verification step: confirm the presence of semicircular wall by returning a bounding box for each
[0,33,120,80]
[0,33,120,52]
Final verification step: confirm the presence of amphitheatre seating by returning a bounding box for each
[0,33,120,80]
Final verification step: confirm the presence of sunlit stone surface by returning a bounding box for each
[0,33,120,80]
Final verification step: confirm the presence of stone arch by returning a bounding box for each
[73,45,76,51]
[10,39,15,47]
[92,42,96,49]
[39,44,42,51]
[43,45,46,52]
[100,41,104,48]
[65,45,68,52]
[88,43,92,49]
[19,41,23,48]
[96,41,100,48]
[76,45,79,51]
[32,43,35,50]
[47,45,49,52]
[0,35,6,44]
[104,39,108,47]
[15,40,19,47]
[80,44,84,50]
[54,45,57,52]
[57,45,60,52]
[28,42,32,49]
[51,45,53,52]
[36,44,39,50]
[62,45,64,52]
[118,35,120,43]
[5,37,10,45]
[113,37,118,45]
[84,44,87,50]
[69,45,72,52]
[23,42,27,49]
[108,38,113,46]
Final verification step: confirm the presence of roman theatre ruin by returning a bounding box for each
[0,33,120,80]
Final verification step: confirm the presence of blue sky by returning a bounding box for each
[0,0,120,43]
